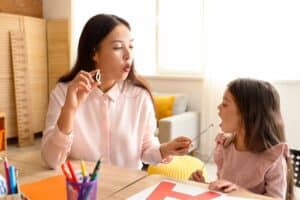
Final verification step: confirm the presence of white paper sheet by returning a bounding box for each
[126,180,257,200]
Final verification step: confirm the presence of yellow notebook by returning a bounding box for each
[20,175,66,200]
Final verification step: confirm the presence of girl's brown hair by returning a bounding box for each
[228,78,294,200]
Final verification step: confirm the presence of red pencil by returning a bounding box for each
[61,163,71,181]
[66,160,79,183]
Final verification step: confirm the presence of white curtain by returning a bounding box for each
[198,70,226,161]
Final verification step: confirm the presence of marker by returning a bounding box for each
[78,161,88,200]
[66,160,79,184]
[80,160,87,178]
[61,163,71,181]
[9,166,17,194]
[3,157,11,194]
[90,159,101,181]
[85,159,101,198]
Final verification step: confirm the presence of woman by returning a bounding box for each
[41,14,191,169]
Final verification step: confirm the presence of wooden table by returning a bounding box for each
[108,174,275,200]
[0,149,147,199]
[1,149,275,200]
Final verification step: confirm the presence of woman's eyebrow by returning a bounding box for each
[111,39,134,44]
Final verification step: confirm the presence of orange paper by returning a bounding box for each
[20,175,66,200]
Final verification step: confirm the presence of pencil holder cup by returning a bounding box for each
[0,183,28,200]
[66,177,98,200]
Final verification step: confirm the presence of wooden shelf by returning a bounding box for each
[0,13,48,144]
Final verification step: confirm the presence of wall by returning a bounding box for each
[273,81,300,150]
[146,77,300,150]
[42,0,70,19]
[0,0,43,18]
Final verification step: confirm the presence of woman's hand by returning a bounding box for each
[57,70,100,134]
[215,133,234,147]
[159,136,192,159]
[208,179,238,193]
[65,70,100,111]
[189,170,205,183]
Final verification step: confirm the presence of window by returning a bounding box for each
[157,0,205,75]
[206,0,300,81]
[71,0,205,76]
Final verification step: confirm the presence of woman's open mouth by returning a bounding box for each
[123,64,131,72]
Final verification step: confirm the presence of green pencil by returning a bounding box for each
[90,159,101,180]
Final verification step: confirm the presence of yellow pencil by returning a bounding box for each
[80,160,87,177]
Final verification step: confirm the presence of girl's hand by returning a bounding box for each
[215,133,234,147]
[160,136,192,159]
[189,170,205,183]
[65,70,101,111]
[208,179,238,193]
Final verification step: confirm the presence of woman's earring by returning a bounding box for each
[94,70,101,83]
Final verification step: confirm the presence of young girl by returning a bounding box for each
[190,78,294,200]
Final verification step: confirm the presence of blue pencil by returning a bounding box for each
[9,166,17,194]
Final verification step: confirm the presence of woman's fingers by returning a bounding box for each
[76,81,92,92]
[72,73,91,89]
[72,70,103,90]
[174,148,189,155]
[173,143,190,155]
[167,136,192,155]
[176,137,192,148]
[162,136,192,158]
[175,136,192,143]
[79,70,95,84]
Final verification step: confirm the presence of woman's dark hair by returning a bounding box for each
[228,78,294,200]
[58,14,153,102]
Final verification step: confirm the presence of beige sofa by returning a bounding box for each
[154,93,200,151]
